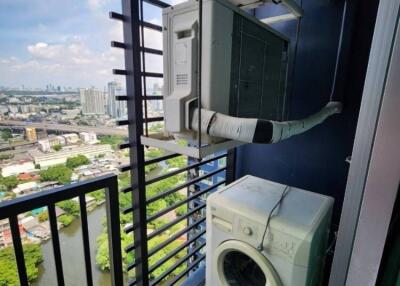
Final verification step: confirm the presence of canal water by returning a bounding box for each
[32,166,165,286]
[32,205,114,286]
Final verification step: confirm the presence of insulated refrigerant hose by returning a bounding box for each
[190,101,342,144]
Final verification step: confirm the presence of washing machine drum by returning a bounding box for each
[214,240,283,286]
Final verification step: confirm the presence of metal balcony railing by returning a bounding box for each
[109,0,236,285]
[0,174,123,286]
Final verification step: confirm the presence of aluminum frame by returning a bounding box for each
[329,1,400,285]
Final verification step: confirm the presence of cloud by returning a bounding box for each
[0,3,166,90]
[1,38,125,88]
[88,0,111,10]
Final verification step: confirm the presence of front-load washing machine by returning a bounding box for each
[206,175,334,286]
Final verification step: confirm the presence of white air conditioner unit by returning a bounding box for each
[163,0,290,143]
[140,0,341,158]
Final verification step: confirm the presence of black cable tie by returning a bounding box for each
[206,112,218,135]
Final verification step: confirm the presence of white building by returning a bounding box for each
[32,144,113,168]
[80,88,107,115]
[107,81,127,118]
[55,136,66,145]
[1,161,35,177]
[38,139,51,152]
[0,106,9,114]
[12,181,38,196]
[20,105,30,113]
[62,133,79,144]
[39,135,68,152]
[79,132,98,144]
[8,105,19,113]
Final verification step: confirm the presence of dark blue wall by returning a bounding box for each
[236,0,378,226]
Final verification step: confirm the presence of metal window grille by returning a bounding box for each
[110,0,236,285]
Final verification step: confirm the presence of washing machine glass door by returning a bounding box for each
[215,240,283,286]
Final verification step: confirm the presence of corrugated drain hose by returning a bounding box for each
[190,101,342,143]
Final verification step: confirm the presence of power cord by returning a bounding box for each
[258,185,291,251]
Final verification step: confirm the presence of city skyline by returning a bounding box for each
[0,0,186,90]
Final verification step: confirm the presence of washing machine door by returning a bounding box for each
[214,240,283,286]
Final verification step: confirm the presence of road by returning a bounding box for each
[0,120,128,136]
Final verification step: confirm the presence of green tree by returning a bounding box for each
[58,214,75,226]
[98,135,126,150]
[147,176,186,207]
[148,236,186,281]
[1,129,12,141]
[0,176,18,191]
[0,244,43,285]
[56,200,80,217]
[176,204,187,216]
[0,153,14,160]
[147,199,167,217]
[90,190,105,203]
[145,148,164,159]
[96,226,133,272]
[40,165,72,184]
[53,144,62,151]
[37,211,49,222]
[166,156,187,169]
[66,154,90,169]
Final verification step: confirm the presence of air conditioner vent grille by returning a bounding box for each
[176,74,188,85]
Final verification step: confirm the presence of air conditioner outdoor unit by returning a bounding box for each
[140,0,341,158]
[163,0,290,143]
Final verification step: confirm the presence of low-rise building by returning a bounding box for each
[25,127,37,142]
[18,172,39,181]
[12,181,38,196]
[38,139,51,152]
[31,144,112,168]
[38,135,67,152]
[54,136,66,146]
[20,216,37,230]
[1,161,35,177]
[62,133,79,144]
[79,132,98,144]
[0,218,26,248]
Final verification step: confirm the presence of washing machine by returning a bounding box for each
[206,175,334,286]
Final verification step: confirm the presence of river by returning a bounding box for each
[32,205,115,286]
[32,165,165,286]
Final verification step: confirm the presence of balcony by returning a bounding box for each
[0,174,123,286]
[0,152,228,286]
[1,0,396,285]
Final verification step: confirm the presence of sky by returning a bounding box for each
[0,0,182,90]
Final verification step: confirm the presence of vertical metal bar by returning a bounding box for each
[9,216,29,286]
[48,203,65,286]
[122,0,149,285]
[79,194,94,286]
[197,0,202,149]
[139,0,149,136]
[106,177,124,286]
[226,149,236,184]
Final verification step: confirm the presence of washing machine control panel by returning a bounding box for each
[266,231,298,260]
[236,217,260,246]
[234,216,300,263]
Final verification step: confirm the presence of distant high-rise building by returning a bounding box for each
[80,88,106,114]
[25,127,37,142]
[107,81,127,118]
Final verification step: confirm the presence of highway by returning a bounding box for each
[0,120,128,137]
